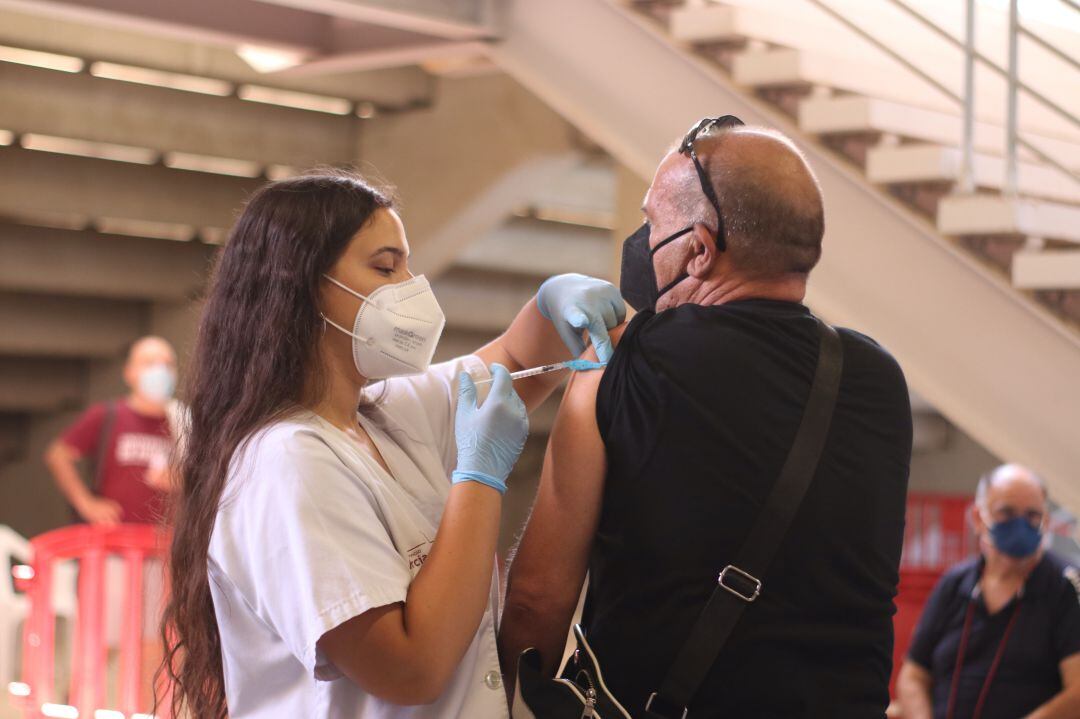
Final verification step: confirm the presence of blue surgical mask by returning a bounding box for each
[988,516,1043,558]
[138,364,176,404]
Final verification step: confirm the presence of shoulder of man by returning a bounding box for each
[935,556,981,596]
[1039,550,1080,603]
[836,326,904,372]
[1062,564,1080,600]
[630,304,750,360]
[81,400,112,422]
[59,400,112,450]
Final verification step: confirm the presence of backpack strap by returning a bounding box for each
[644,320,844,719]
[90,400,118,494]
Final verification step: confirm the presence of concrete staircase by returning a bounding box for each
[428,157,618,551]
[661,0,1080,309]
[488,0,1080,513]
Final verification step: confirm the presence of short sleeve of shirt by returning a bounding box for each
[369,355,490,476]
[1053,566,1080,662]
[60,402,108,458]
[213,425,413,680]
[596,311,660,440]
[907,570,962,669]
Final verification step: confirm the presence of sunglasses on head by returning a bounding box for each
[677,115,745,252]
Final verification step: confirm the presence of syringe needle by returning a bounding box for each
[473,358,606,385]
[474,362,568,385]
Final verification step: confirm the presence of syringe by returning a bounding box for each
[474,358,605,385]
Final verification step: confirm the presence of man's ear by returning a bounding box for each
[686,222,719,279]
[970,503,987,533]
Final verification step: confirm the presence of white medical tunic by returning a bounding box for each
[208,356,509,719]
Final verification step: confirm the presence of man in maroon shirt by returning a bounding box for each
[43,336,179,709]
[45,335,178,526]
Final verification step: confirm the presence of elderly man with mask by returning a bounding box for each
[499,118,913,718]
[897,464,1080,719]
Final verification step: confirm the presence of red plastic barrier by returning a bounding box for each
[12,524,170,719]
[901,494,976,572]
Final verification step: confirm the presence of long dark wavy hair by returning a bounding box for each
[159,170,393,718]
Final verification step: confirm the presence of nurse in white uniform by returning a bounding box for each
[160,170,624,719]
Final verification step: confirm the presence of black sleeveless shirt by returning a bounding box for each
[587,300,912,718]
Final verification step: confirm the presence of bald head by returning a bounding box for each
[976,463,1049,511]
[649,126,824,278]
[127,336,176,367]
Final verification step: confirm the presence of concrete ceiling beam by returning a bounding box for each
[0,223,217,301]
[0,357,86,413]
[0,6,432,108]
[278,39,488,75]
[0,0,331,52]
[0,145,260,229]
[257,0,495,40]
[0,63,360,167]
[0,291,144,358]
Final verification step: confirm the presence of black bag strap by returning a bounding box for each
[645,320,844,719]
[91,400,118,494]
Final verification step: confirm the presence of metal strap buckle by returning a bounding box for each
[717,564,762,602]
[645,692,689,719]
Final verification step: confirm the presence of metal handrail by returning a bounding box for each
[880,0,1080,134]
[806,0,1079,195]
[1018,24,1080,74]
[801,0,962,105]
[884,0,1080,193]
[961,0,976,193]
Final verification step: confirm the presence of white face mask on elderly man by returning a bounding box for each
[321,274,447,381]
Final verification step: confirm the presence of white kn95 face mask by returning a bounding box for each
[321,273,446,381]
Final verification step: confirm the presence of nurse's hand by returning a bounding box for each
[451,364,529,494]
[536,273,626,364]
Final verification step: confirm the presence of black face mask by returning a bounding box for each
[619,223,693,312]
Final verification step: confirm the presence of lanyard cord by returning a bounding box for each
[944,593,1023,719]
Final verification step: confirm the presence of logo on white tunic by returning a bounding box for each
[407,542,431,572]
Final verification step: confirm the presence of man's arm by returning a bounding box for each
[43,439,121,525]
[498,332,619,694]
[895,659,934,719]
[1025,653,1080,719]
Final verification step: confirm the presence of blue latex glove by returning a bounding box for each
[452,364,529,494]
[536,273,626,364]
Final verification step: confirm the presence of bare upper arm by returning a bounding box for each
[1061,653,1080,687]
[45,439,81,463]
[506,325,627,606]
[898,659,932,685]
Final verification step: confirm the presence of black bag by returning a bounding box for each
[514,320,843,718]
